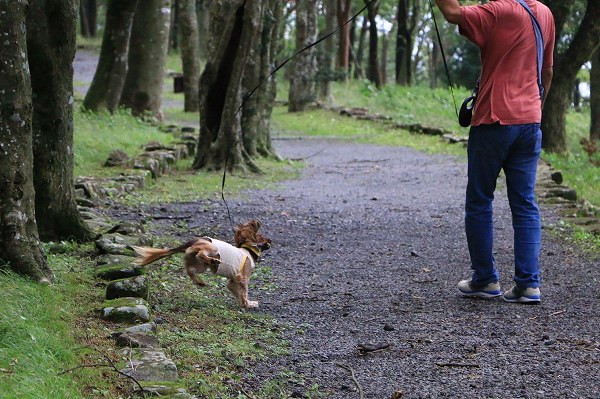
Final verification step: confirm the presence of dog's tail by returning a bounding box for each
[131,239,197,266]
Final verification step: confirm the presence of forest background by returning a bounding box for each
[0,0,599,398]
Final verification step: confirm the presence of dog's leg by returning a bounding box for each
[227,260,257,309]
[186,268,207,287]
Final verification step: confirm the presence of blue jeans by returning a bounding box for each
[465,123,542,288]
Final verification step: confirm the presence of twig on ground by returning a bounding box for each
[336,363,364,399]
[436,362,480,368]
[549,309,567,317]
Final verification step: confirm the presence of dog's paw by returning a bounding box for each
[246,300,259,309]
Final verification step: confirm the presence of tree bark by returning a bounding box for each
[336,0,352,73]
[318,0,336,103]
[196,0,210,62]
[27,0,93,242]
[288,0,318,112]
[169,0,179,52]
[79,0,97,37]
[353,17,368,79]
[0,1,53,282]
[241,0,282,158]
[542,1,600,152]
[591,46,600,143]
[193,0,264,172]
[120,0,172,119]
[83,0,138,112]
[396,0,419,85]
[178,0,201,112]
[367,0,382,88]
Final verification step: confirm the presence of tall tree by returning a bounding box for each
[542,0,600,152]
[83,0,138,112]
[336,0,352,74]
[366,0,382,88]
[395,0,420,85]
[288,0,318,112]
[591,46,600,143]
[318,0,337,102]
[120,0,172,118]
[196,0,210,61]
[352,17,368,79]
[193,0,268,172]
[178,0,201,112]
[0,1,53,282]
[79,0,97,37]
[241,0,283,158]
[27,0,93,241]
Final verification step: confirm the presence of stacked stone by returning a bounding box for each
[536,159,600,236]
[94,222,196,398]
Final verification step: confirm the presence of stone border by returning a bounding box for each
[77,126,198,398]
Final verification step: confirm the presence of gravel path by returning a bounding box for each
[118,137,598,399]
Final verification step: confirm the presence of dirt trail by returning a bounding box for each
[74,51,599,398]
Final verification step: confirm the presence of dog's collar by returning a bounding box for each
[240,243,261,261]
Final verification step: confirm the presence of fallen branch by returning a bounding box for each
[436,362,480,368]
[336,363,364,399]
[549,309,567,317]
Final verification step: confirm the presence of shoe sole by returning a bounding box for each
[503,295,541,304]
[458,289,502,298]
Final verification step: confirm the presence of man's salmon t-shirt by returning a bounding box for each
[458,0,555,126]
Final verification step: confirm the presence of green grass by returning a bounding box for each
[542,107,600,206]
[0,243,120,399]
[74,108,178,176]
[124,156,302,205]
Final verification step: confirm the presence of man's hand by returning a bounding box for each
[435,0,462,24]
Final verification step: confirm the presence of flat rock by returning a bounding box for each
[120,348,178,382]
[106,275,148,300]
[101,297,150,324]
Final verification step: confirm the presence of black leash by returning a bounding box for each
[427,0,459,118]
[221,0,379,232]
[221,150,236,233]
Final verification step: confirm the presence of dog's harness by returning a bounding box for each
[206,239,261,279]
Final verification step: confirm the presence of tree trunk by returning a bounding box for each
[178,0,200,112]
[380,25,394,85]
[0,1,52,282]
[241,0,282,158]
[367,0,382,88]
[120,0,171,119]
[336,0,352,74]
[169,0,179,52]
[396,0,419,85]
[79,0,97,37]
[353,17,367,79]
[193,0,264,172]
[288,0,318,112]
[318,0,336,102]
[27,0,93,242]
[542,1,600,152]
[196,0,210,61]
[591,46,600,143]
[83,0,138,112]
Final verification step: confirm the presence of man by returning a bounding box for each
[434,0,555,303]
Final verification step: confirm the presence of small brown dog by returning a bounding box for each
[132,220,271,309]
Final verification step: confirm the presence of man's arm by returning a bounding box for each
[541,67,553,109]
[435,0,462,24]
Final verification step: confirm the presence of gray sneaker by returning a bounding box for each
[457,279,502,298]
[503,286,541,304]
